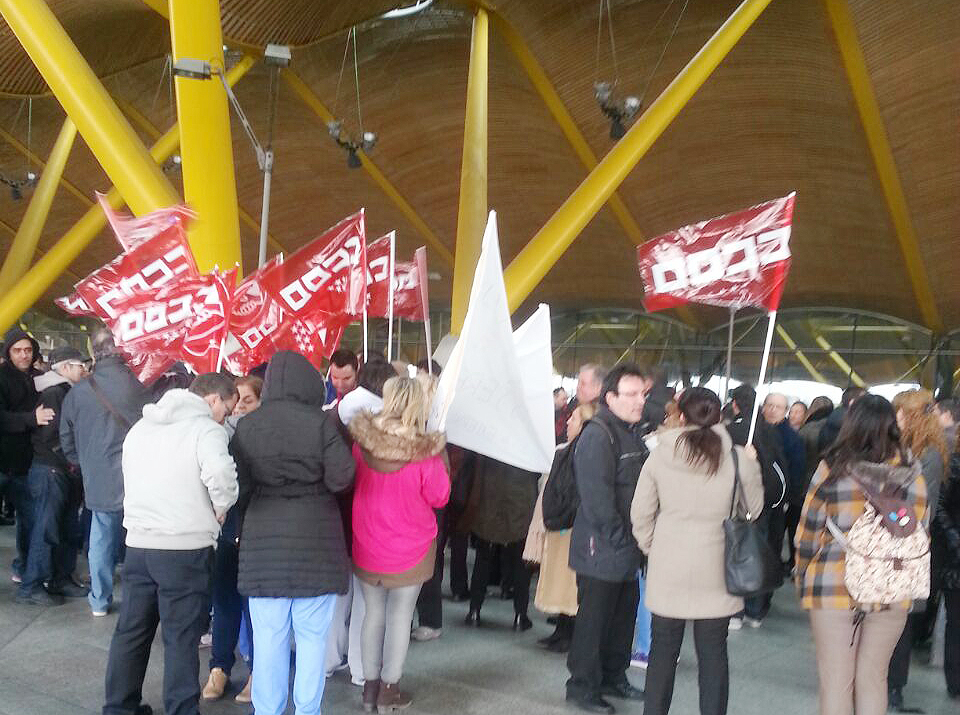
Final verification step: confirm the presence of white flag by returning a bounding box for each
[429,211,554,472]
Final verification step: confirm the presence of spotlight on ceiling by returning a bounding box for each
[346,148,362,169]
[263,44,292,68]
[171,58,213,80]
[360,131,377,152]
[594,81,641,141]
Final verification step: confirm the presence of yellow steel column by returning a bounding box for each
[502,0,775,313]
[450,7,489,334]
[775,324,828,383]
[0,117,76,297]
[168,0,243,276]
[823,0,941,333]
[0,57,256,332]
[0,0,179,215]
[0,126,90,208]
[813,333,866,388]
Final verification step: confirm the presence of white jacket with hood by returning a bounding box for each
[122,388,238,550]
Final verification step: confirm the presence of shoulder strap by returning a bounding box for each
[825,515,848,549]
[87,377,132,431]
[728,446,742,519]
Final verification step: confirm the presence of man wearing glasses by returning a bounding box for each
[16,346,90,605]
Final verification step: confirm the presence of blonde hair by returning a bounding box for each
[373,376,429,437]
[894,388,948,463]
[575,402,598,423]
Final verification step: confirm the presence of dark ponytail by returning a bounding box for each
[675,387,723,475]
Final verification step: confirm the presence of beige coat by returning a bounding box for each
[631,425,764,620]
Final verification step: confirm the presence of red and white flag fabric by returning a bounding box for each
[97,193,196,252]
[365,235,425,321]
[224,255,286,374]
[259,210,367,320]
[636,193,795,312]
[108,269,234,375]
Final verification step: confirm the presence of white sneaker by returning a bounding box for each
[744,617,763,629]
[728,617,743,631]
[411,626,443,642]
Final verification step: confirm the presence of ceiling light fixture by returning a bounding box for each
[594,81,641,140]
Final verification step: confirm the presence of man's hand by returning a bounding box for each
[744,445,758,461]
[35,406,55,426]
[215,510,226,526]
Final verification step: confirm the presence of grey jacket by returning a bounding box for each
[569,407,649,582]
[60,355,150,512]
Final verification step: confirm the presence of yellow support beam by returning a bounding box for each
[114,86,286,255]
[0,125,90,208]
[0,58,256,332]
[279,68,454,269]
[0,0,179,215]
[169,0,243,276]
[451,8,489,334]
[813,333,867,388]
[823,0,941,333]
[0,117,76,298]
[502,0,775,313]
[775,323,828,383]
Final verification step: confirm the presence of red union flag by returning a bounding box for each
[108,270,234,375]
[271,313,346,372]
[224,256,286,373]
[259,210,367,320]
[97,193,196,252]
[72,227,199,321]
[636,193,795,312]
[365,234,424,321]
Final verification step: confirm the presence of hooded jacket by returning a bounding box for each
[233,351,356,598]
[349,410,449,575]
[60,354,150,512]
[31,370,73,473]
[0,327,41,476]
[933,452,960,591]
[122,389,238,550]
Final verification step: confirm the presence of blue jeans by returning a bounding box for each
[633,575,651,656]
[19,465,72,595]
[249,595,338,715]
[0,471,32,577]
[88,510,123,613]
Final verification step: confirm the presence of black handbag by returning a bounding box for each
[723,448,784,597]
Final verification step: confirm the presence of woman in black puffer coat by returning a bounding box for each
[933,449,960,700]
[232,351,355,715]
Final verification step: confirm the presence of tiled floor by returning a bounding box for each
[0,528,955,715]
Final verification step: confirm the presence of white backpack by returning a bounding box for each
[826,468,930,607]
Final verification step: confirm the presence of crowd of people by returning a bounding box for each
[1,325,960,715]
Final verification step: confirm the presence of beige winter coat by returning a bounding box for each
[631,425,764,620]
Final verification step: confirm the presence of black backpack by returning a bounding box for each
[543,419,617,531]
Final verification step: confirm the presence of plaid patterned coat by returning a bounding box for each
[795,458,927,611]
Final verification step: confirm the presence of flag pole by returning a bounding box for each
[386,233,396,362]
[723,306,736,402]
[362,306,368,363]
[746,310,777,446]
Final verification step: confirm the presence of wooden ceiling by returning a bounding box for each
[0,0,956,331]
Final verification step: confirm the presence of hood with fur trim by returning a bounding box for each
[850,458,922,490]
[348,409,445,471]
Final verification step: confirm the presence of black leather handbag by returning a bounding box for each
[723,448,784,597]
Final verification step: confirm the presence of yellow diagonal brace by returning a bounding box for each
[823,0,941,333]
[813,333,866,387]
[0,58,256,332]
[0,0,179,215]
[114,84,286,255]
[0,126,90,208]
[502,0,775,313]
[451,8,488,334]
[280,68,454,269]
[0,117,76,298]
[775,323,828,383]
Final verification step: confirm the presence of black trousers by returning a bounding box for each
[566,575,639,697]
[644,615,730,715]
[103,546,213,715]
[943,589,960,696]
[784,500,803,568]
[469,538,531,616]
[448,529,469,598]
[888,611,923,690]
[416,509,446,629]
[742,509,782,620]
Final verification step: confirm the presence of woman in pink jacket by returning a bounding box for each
[349,376,450,713]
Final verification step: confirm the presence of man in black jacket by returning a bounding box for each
[726,385,788,629]
[0,327,54,582]
[60,330,150,616]
[566,364,650,714]
[16,347,90,605]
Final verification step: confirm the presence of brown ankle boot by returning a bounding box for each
[377,682,412,713]
[362,679,381,713]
